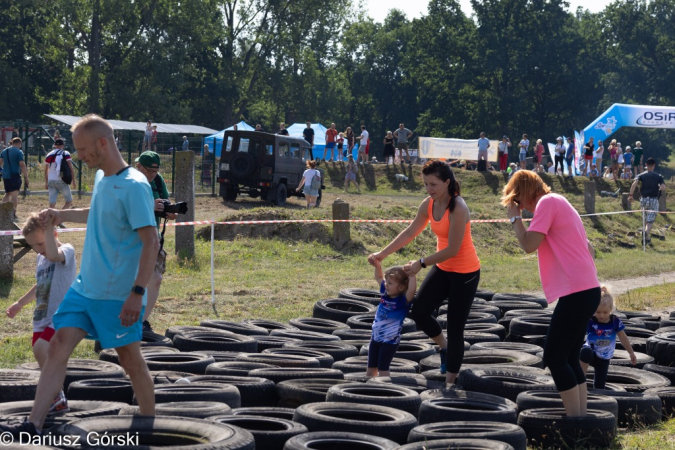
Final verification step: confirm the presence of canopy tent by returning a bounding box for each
[202,121,255,157]
[44,114,217,135]
[287,123,328,158]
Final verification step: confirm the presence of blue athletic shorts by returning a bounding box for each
[519,152,527,162]
[326,142,336,149]
[52,288,144,350]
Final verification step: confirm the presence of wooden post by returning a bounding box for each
[332,199,350,249]
[174,151,195,259]
[621,193,631,211]
[0,203,14,279]
[584,181,596,215]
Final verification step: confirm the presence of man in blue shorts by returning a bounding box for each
[1,137,30,220]
[0,115,159,436]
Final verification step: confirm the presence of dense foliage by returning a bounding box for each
[1,0,673,159]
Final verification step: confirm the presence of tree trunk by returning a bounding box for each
[88,0,101,113]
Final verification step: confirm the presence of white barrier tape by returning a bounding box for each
[2,210,671,237]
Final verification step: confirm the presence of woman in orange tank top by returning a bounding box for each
[368,160,480,384]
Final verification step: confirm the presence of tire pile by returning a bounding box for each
[1,289,674,449]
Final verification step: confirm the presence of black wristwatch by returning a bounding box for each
[419,258,427,269]
[131,285,145,296]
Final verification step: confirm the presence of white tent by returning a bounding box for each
[287,123,328,157]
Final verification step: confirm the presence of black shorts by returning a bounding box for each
[3,174,21,193]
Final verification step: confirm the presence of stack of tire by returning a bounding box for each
[0,288,671,449]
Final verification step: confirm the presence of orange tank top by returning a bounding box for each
[427,198,480,273]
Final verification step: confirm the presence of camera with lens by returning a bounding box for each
[157,199,188,218]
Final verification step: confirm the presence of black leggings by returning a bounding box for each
[554,155,565,174]
[579,347,610,389]
[543,287,601,392]
[409,266,480,374]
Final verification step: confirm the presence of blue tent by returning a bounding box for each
[202,121,254,157]
[287,123,328,159]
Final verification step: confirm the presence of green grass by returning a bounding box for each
[616,283,675,312]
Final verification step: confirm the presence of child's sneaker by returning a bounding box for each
[0,418,41,437]
[48,390,69,415]
[439,348,447,374]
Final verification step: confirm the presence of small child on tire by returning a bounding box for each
[5,213,77,413]
[366,261,416,377]
[579,286,637,389]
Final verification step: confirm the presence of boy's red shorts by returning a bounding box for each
[32,327,56,346]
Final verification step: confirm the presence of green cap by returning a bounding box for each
[135,151,160,168]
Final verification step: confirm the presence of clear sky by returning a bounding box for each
[365,0,617,23]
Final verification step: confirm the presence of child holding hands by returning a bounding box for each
[580,286,637,389]
[366,260,416,377]
[6,213,77,412]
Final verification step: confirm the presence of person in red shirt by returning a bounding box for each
[323,123,339,162]
[151,125,158,152]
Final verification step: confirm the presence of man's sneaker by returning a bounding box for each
[0,418,41,437]
[439,348,447,374]
[48,390,69,415]
[142,320,153,332]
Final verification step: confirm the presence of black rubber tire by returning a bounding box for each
[52,415,255,449]
[206,361,279,377]
[313,298,378,323]
[398,439,515,449]
[339,340,372,351]
[455,312,498,325]
[458,368,556,401]
[490,301,543,318]
[165,325,215,340]
[332,328,373,340]
[199,320,269,336]
[249,368,345,384]
[656,326,675,335]
[151,382,241,408]
[100,346,180,364]
[418,390,518,425]
[223,184,238,202]
[235,352,322,368]
[463,323,507,340]
[0,400,127,430]
[588,389,662,427]
[647,332,675,366]
[475,289,496,301]
[357,342,436,363]
[508,316,551,338]
[624,326,656,339]
[368,374,446,394]
[232,407,296,421]
[253,335,304,351]
[141,329,174,347]
[15,359,125,391]
[282,342,359,362]
[289,317,349,335]
[585,365,670,392]
[463,332,502,345]
[173,330,258,353]
[610,350,654,368]
[144,352,216,375]
[620,310,659,320]
[643,363,675,385]
[283,431,399,450]
[210,415,308,450]
[420,350,541,372]
[644,387,675,418]
[346,314,416,334]
[276,378,353,408]
[326,382,421,416]
[186,375,277,407]
[149,371,196,384]
[618,336,647,353]
[491,293,548,309]
[515,390,619,419]
[0,370,40,403]
[193,350,246,363]
[470,304,502,321]
[67,378,134,404]
[119,401,232,418]
[333,356,419,374]
[293,402,418,445]
[338,288,383,305]
[242,319,299,332]
[263,348,335,368]
[471,342,542,355]
[407,422,526,450]
[517,408,616,449]
[270,329,341,342]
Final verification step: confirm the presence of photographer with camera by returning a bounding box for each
[135,151,177,332]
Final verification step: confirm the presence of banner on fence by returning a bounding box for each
[418,137,499,162]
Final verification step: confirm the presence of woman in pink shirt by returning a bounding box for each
[501,171,600,417]
[534,139,545,172]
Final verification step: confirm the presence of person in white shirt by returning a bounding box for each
[518,134,529,170]
[554,137,566,175]
[595,140,604,173]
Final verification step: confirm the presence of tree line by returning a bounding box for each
[1,0,673,161]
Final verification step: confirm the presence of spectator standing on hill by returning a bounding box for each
[616,143,624,177]
[502,170,600,417]
[345,127,355,158]
[151,125,158,152]
[608,140,618,177]
[477,132,490,172]
[182,136,189,151]
[629,158,666,244]
[143,121,153,151]
[337,132,345,161]
[369,160,480,384]
[554,137,565,175]
[277,123,289,136]
[1,137,29,220]
[357,125,369,165]
[633,141,644,177]
[324,123,338,162]
[595,140,604,173]
[498,136,511,172]
[518,134,529,170]
[344,155,360,193]
[565,137,576,179]
[303,122,314,161]
[394,123,413,165]
[583,137,595,176]
[383,131,395,166]
[534,139,545,172]
[623,146,633,177]
[44,138,76,209]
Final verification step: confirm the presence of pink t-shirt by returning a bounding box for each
[527,193,599,303]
